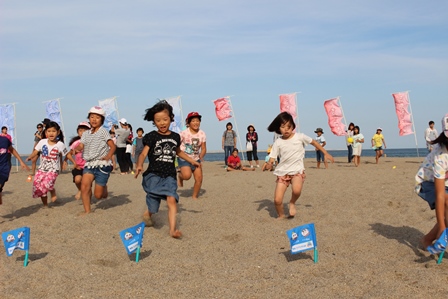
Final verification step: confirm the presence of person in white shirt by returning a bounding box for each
[425,120,438,152]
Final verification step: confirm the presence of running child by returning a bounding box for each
[134,100,200,238]
[227,148,255,171]
[74,106,116,214]
[266,112,334,218]
[415,113,448,251]
[177,112,207,199]
[0,135,29,205]
[65,122,91,200]
[26,121,76,207]
[371,128,386,164]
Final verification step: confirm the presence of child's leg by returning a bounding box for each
[80,173,94,214]
[50,188,57,202]
[74,175,82,199]
[288,176,304,217]
[0,191,2,205]
[192,167,203,199]
[93,184,107,199]
[317,161,321,169]
[41,196,48,207]
[166,196,181,238]
[273,182,288,218]
[178,166,192,187]
[324,159,328,169]
[143,209,153,227]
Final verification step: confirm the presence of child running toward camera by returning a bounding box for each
[74,107,116,215]
[26,121,76,207]
[266,112,334,218]
[134,100,200,238]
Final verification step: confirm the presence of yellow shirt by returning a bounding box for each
[372,133,384,148]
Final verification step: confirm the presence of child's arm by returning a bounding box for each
[199,142,207,161]
[102,140,116,161]
[64,151,77,169]
[9,146,30,171]
[382,138,386,148]
[310,140,334,163]
[434,178,447,237]
[26,149,40,161]
[134,145,149,178]
[177,148,201,167]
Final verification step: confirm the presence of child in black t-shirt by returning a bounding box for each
[134,100,200,238]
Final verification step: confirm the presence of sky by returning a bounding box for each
[1,0,447,153]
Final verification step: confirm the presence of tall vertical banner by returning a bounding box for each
[99,97,119,131]
[45,99,62,126]
[0,104,16,142]
[392,91,414,136]
[165,96,183,133]
[2,226,30,267]
[324,98,346,136]
[279,93,298,129]
[213,97,232,121]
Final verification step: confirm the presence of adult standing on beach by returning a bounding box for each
[346,122,355,163]
[246,124,259,168]
[113,118,130,175]
[371,128,386,164]
[425,120,438,153]
[222,122,237,168]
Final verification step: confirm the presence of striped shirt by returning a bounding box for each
[81,127,112,168]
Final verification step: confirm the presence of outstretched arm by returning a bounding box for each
[311,140,334,163]
[10,146,30,170]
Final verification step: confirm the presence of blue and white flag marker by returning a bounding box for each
[119,222,145,263]
[286,223,318,263]
[1,226,30,267]
[427,228,447,264]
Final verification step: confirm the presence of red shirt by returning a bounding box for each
[227,155,241,168]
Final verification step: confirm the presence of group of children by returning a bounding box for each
[1,104,447,254]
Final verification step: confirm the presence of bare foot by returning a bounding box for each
[142,215,153,227]
[276,215,287,220]
[51,195,57,202]
[77,210,92,216]
[177,175,183,187]
[420,236,433,249]
[192,196,198,200]
[288,203,296,218]
[75,191,81,200]
[170,230,182,238]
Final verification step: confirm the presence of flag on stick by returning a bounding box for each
[99,97,119,131]
[392,91,414,136]
[279,93,297,120]
[165,96,183,133]
[2,226,30,266]
[213,97,232,121]
[119,222,145,262]
[323,98,346,136]
[45,99,62,126]
[286,223,318,263]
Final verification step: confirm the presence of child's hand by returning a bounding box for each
[134,167,143,178]
[325,154,335,164]
[192,161,201,168]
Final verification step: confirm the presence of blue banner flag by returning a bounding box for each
[119,222,145,255]
[99,97,119,131]
[0,104,15,142]
[165,96,183,133]
[286,223,317,255]
[2,227,30,257]
[45,99,62,126]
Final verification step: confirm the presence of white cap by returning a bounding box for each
[78,121,91,129]
[377,127,382,131]
[88,106,105,116]
[119,118,127,124]
[442,113,448,137]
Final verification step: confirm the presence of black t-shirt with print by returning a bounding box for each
[142,130,180,178]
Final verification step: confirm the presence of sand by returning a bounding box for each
[1,157,447,298]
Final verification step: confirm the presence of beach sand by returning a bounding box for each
[1,157,447,298]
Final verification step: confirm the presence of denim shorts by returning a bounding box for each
[83,165,112,186]
[178,158,200,171]
[316,150,324,162]
[142,173,179,214]
[418,181,448,210]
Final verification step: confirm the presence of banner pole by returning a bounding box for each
[24,250,29,267]
[13,103,18,171]
[338,97,348,129]
[136,246,141,263]
[407,92,419,157]
[57,98,66,137]
[227,97,246,162]
[178,96,184,125]
[295,93,301,132]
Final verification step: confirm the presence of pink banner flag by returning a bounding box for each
[392,92,413,136]
[279,93,297,120]
[323,98,346,136]
[213,98,232,121]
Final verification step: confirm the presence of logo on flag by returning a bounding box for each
[286,223,317,255]
[45,99,62,126]
[2,227,30,257]
[427,229,448,255]
[213,98,232,121]
[119,222,145,255]
[392,92,413,136]
[324,98,346,136]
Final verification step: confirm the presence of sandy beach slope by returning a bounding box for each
[1,157,447,298]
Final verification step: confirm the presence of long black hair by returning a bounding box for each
[431,132,448,147]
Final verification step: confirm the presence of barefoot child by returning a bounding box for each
[415,113,448,251]
[134,100,200,238]
[266,112,334,218]
[177,112,207,199]
[227,148,255,171]
[75,107,116,214]
[65,122,91,200]
[0,135,29,205]
[26,121,75,207]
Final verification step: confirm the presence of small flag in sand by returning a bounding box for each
[286,223,318,263]
[1,226,30,267]
[119,222,145,262]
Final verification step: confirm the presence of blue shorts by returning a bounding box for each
[178,158,200,171]
[83,165,112,186]
[142,173,179,214]
[316,150,324,162]
[418,181,448,210]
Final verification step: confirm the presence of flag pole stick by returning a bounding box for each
[57,98,66,137]
[136,246,141,263]
[227,97,246,162]
[178,96,184,125]
[337,97,348,129]
[13,103,19,171]
[24,250,29,267]
[295,93,301,132]
[407,92,419,157]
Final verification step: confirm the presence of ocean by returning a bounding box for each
[11,147,425,166]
